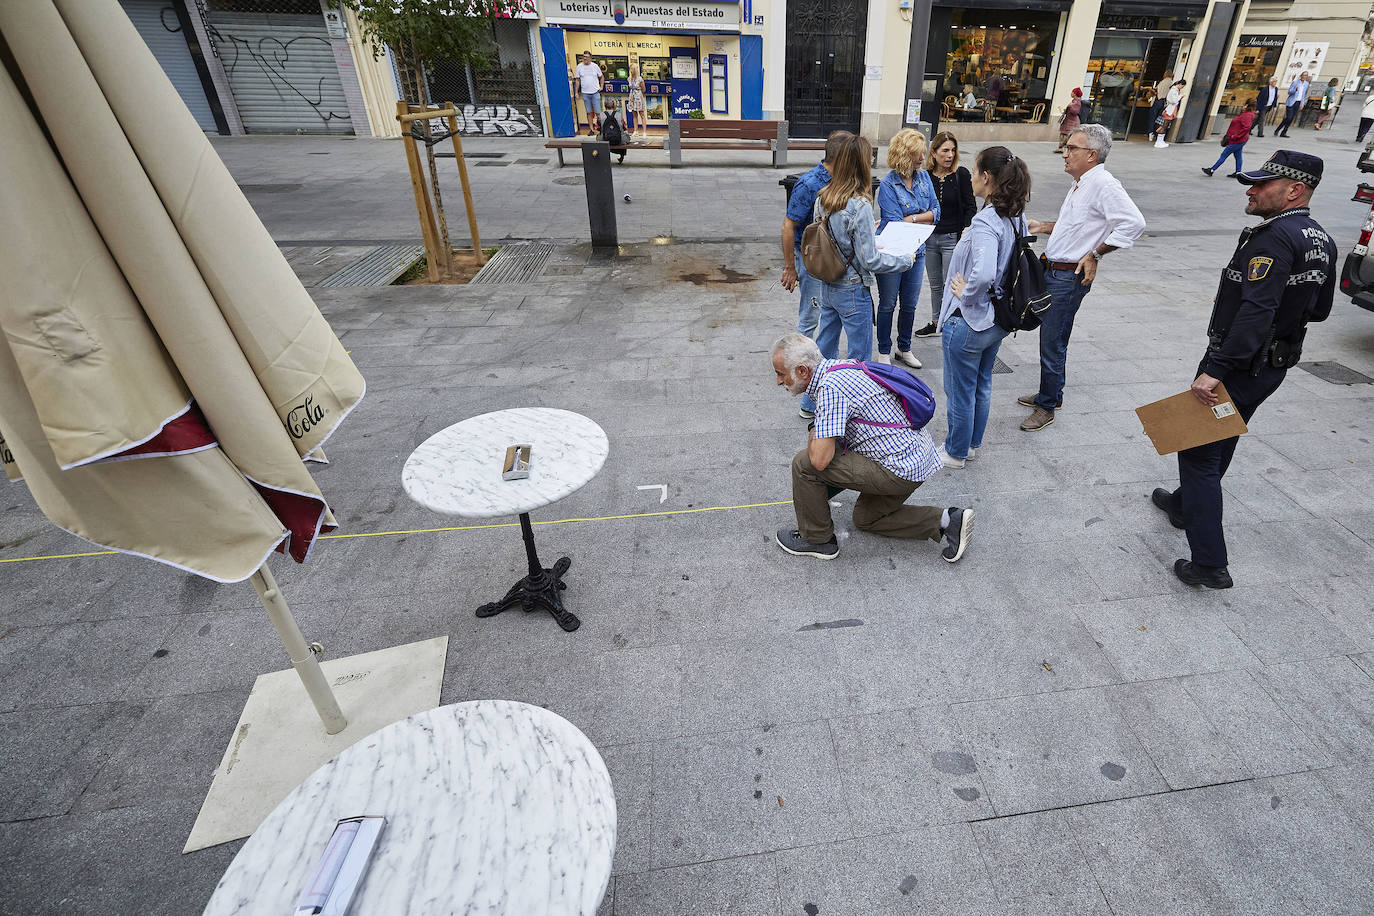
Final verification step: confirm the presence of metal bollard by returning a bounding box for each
[581,140,617,249]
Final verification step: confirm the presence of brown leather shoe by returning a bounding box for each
[1017,392,1062,408]
[1020,407,1055,431]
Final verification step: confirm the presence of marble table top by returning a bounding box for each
[403,408,609,518]
[203,700,616,916]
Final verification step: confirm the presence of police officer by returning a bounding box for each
[1152,151,1336,589]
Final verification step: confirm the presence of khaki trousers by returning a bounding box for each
[791,448,943,544]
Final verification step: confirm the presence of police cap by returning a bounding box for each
[1233,150,1323,188]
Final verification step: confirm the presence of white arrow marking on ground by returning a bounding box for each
[637,484,668,503]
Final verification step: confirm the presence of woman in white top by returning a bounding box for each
[1357,90,1374,143]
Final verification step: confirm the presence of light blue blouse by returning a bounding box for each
[937,205,1025,332]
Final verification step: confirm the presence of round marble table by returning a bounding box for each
[203,701,616,916]
[403,409,609,632]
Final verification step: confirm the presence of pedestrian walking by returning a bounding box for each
[1147,72,1174,142]
[627,63,648,141]
[797,134,915,419]
[920,131,976,340]
[875,128,939,369]
[1155,80,1187,148]
[770,333,974,563]
[1358,90,1374,142]
[1202,99,1256,177]
[1315,78,1341,130]
[1055,88,1083,152]
[1274,72,1310,137]
[1253,77,1280,136]
[1021,124,1146,431]
[1152,151,1335,589]
[780,131,850,360]
[574,51,604,135]
[935,147,1032,469]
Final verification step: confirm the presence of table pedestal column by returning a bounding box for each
[475,513,580,632]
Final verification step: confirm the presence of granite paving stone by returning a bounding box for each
[612,854,781,916]
[971,810,1112,916]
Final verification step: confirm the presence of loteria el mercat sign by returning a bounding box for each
[547,0,740,31]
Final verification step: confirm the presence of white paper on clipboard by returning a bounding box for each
[875,221,935,258]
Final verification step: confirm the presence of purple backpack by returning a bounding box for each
[822,361,936,431]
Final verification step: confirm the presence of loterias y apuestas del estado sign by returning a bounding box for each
[548,0,739,30]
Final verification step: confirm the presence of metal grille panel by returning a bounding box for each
[318,245,423,287]
[1299,361,1374,385]
[120,0,217,130]
[470,243,555,285]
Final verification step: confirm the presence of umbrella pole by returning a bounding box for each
[250,565,348,734]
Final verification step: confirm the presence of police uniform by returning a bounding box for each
[1158,152,1336,586]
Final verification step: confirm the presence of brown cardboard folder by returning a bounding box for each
[1136,384,1248,455]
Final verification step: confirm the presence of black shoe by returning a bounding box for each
[1174,559,1233,589]
[1226,173,1238,178]
[1151,488,1186,530]
[775,528,839,560]
[941,508,974,563]
[1201,167,1214,176]
[914,322,940,338]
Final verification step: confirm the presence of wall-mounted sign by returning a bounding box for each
[322,9,347,39]
[1283,41,1329,84]
[547,0,740,31]
[1241,34,1286,49]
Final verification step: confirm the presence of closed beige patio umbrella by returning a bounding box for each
[0,0,366,732]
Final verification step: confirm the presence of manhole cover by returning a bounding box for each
[553,175,585,186]
[1299,361,1374,385]
[992,356,1012,375]
[237,183,302,193]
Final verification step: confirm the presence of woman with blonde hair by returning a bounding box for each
[627,63,648,140]
[875,128,939,368]
[798,134,914,418]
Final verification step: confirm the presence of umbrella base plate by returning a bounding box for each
[476,555,580,632]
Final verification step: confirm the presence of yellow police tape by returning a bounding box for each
[0,499,795,565]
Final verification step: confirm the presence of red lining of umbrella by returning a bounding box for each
[251,482,335,563]
[101,402,217,461]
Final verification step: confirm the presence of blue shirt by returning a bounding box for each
[876,171,941,251]
[938,206,1025,332]
[806,358,941,482]
[1288,78,1308,105]
[786,163,831,249]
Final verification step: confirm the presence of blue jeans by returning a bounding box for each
[875,252,925,353]
[941,314,1009,459]
[794,243,822,338]
[924,232,959,324]
[802,283,874,413]
[1035,268,1092,412]
[1210,143,1244,172]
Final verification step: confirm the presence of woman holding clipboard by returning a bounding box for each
[874,129,939,369]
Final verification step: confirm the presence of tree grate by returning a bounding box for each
[317,245,424,287]
[470,242,556,285]
[1298,361,1374,385]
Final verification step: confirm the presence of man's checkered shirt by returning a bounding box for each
[806,359,941,482]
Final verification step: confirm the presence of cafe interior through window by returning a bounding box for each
[941,9,1063,124]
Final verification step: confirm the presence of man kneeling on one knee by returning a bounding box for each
[770,333,974,562]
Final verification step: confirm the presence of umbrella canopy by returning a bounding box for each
[0,0,365,582]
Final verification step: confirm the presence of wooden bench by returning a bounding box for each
[669,118,787,167]
[545,136,665,167]
[789,137,878,167]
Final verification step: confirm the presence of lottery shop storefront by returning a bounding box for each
[538,0,763,136]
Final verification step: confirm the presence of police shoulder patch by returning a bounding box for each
[1247,256,1273,281]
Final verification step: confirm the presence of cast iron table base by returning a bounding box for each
[475,512,580,632]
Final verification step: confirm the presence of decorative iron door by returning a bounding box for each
[785,0,868,138]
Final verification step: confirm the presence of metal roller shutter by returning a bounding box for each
[205,9,353,135]
[119,0,217,131]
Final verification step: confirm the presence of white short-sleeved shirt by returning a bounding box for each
[576,62,603,94]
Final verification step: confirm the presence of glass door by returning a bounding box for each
[1086,36,1148,139]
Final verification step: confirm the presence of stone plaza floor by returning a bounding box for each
[3,128,1374,914]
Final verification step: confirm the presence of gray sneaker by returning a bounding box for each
[1020,407,1055,432]
[1017,392,1062,409]
[941,508,974,562]
[776,528,839,560]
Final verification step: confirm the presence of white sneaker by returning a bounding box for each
[894,349,922,369]
[1155,139,1169,149]
[937,446,965,469]
[966,446,978,461]
[875,352,892,364]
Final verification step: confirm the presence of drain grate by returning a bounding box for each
[238,183,302,193]
[318,245,423,287]
[515,158,550,164]
[992,356,1012,375]
[475,160,510,167]
[470,242,556,285]
[437,151,505,159]
[1299,361,1374,385]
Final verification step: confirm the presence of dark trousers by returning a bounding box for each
[1035,268,1092,412]
[1167,368,1285,567]
[1276,103,1301,135]
[1358,116,1373,142]
[1253,105,1273,136]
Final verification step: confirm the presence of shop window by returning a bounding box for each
[940,9,1061,124]
[1220,40,1284,116]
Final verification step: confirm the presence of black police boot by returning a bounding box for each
[1150,488,1186,530]
[1174,559,1233,589]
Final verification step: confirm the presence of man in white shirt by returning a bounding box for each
[574,51,604,135]
[1275,71,1310,138]
[1019,124,1146,431]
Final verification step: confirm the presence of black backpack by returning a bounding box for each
[991,218,1051,334]
[601,112,624,146]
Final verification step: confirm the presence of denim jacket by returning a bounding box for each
[938,205,1024,332]
[876,171,940,249]
[814,196,914,287]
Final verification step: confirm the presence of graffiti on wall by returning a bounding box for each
[452,104,542,136]
[209,28,351,131]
